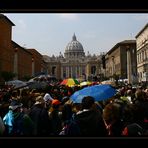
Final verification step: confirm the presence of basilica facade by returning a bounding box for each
[43,34,102,81]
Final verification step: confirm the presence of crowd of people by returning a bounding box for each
[0,81,148,137]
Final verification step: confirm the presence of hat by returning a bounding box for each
[9,100,23,110]
[43,93,53,102]
[52,99,61,105]
[35,96,44,105]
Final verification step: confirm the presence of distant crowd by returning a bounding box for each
[0,82,148,137]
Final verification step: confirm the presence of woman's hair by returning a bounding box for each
[103,102,121,124]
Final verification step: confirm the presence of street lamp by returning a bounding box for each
[32,56,35,76]
[112,56,114,81]
[15,47,18,52]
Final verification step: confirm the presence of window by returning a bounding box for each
[52,66,56,75]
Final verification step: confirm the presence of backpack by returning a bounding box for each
[12,112,25,136]
[122,123,145,136]
[59,119,81,136]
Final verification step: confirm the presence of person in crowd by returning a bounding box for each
[20,89,31,114]
[11,90,19,101]
[103,102,124,136]
[43,93,53,110]
[3,99,33,136]
[125,89,133,103]
[48,99,62,135]
[29,96,51,136]
[0,116,5,135]
[133,89,148,130]
[59,103,81,136]
[74,96,108,136]
[121,104,146,136]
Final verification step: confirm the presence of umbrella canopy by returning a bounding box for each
[101,80,116,86]
[6,80,27,89]
[27,81,48,89]
[28,75,57,83]
[80,81,91,86]
[70,84,117,103]
[60,78,79,87]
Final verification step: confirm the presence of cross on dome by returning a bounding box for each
[72,33,77,41]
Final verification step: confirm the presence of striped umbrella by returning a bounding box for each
[60,78,79,87]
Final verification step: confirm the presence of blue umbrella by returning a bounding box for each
[70,84,117,103]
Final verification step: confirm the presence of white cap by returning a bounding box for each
[43,93,53,102]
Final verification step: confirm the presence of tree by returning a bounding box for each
[22,75,32,81]
[101,55,106,69]
[0,71,16,82]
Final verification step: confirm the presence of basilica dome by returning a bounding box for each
[64,34,85,58]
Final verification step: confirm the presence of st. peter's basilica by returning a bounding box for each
[43,34,103,81]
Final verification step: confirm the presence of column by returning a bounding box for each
[127,47,132,84]
[66,66,68,78]
[67,66,69,78]
[71,66,72,78]
[86,64,89,80]
[79,66,81,77]
[14,48,18,79]
[76,66,77,78]
[61,66,63,79]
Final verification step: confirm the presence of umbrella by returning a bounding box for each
[80,81,91,87]
[70,84,117,103]
[6,80,27,89]
[101,80,116,86]
[27,81,48,89]
[60,78,79,87]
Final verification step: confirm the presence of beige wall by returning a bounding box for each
[136,24,148,82]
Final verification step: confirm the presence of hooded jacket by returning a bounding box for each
[75,109,108,136]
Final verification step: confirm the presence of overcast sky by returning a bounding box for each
[3,13,148,56]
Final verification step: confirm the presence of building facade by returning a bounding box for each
[0,14,44,81]
[135,23,148,83]
[105,40,137,84]
[12,41,33,79]
[27,49,45,77]
[0,14,15,73]
[43,34,102,81]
